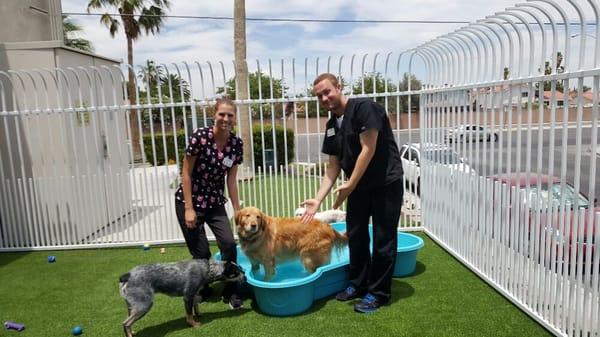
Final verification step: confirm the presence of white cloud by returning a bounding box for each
[58,0,596,92]
[61,0,522,65]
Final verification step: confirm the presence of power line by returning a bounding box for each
[61,12,470,24]
[62,12,598,25]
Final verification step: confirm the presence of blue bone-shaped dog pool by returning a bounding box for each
[220,222,424,316]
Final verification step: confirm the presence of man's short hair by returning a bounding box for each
[313,73,341,88]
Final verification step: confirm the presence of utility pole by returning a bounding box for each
[234,0,252,178]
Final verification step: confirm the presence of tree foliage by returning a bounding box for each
[351,72,421,113]
[217,71,288,118]
[216,72,422,120]
[398,73,422,113]
[87,0,171,160]
[137,60,190,101]
[87,0,171,41]
[63,15,94,52]
[538,52,565,92]
[291,73,423,119]
[137,60,191,126]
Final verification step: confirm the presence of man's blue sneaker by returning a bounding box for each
[353,293,382,313]
[335,285,363,301]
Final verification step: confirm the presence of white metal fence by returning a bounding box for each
[0,50,424,249]
[0,0,598,336]
[417,0,599,336]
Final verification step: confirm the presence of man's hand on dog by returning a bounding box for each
[184,207,197,228]
[299,199,320,224]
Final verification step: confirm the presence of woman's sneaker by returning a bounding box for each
[224,293,243,310]
[335,285,363,301]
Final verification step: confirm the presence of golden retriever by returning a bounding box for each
[235,206,348,281]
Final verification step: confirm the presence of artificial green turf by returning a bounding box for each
[0,234,551,337]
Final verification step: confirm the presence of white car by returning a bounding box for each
[399,143,474,195]
[447,124,498,143]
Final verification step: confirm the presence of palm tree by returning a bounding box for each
[63,15,94,52]
[136,60,190,128]
[161,74,190,101]
[137,60,190,101]
[138,60,163,92]
[87,0,171,161]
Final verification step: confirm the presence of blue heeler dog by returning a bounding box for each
[119,259,245,337]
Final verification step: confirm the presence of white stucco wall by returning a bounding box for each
[0,44,130,247]
[0,0,62,43]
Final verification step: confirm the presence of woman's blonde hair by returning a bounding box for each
[214,97,235,112]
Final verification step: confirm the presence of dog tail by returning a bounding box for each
[333,229,348,252]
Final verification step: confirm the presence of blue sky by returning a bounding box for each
[62,0,528,63]
[60,1,595,96]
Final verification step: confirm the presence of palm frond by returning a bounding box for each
[138,6,165,34]
[129,20,141,40]
[99,13,113,27]
[109,18,120,36]
[63,15,95,52]
[62,16,82,34]
[87,0,170,44]
[66,39,95,53]
[152,0,171,9]
[86,0,104,11]
[100,13,120,37]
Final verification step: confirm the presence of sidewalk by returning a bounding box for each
[95,164,221,244]
[99,165,425,244]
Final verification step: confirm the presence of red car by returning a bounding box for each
[488,173,598,274]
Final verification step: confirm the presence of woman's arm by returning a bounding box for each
[181,155,198,227]
[226,164,241,212]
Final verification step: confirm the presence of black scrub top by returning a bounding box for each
[321,98,403,191]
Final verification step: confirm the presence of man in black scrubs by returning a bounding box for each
[301,73,404,313]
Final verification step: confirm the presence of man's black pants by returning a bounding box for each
[346,178,403,301]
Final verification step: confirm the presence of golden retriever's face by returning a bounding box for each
[235,207,266,239]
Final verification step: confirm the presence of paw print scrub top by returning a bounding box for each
[175,127,243,211]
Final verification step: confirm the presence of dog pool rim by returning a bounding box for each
[240,223,424,289]
[397,232,425,252]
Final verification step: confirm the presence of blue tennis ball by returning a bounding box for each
[48,255,56,263]
[72,326,83,335]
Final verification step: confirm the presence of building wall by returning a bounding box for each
[55,49,132,241]
[0,0,62,43]
[0,46,130,247]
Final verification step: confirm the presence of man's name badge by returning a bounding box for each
[223,157,234,167]
[326,128,335,137]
